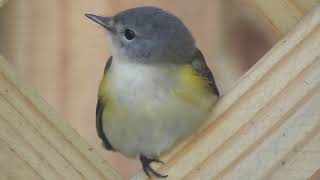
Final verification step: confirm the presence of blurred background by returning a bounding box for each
[0,0,278,179]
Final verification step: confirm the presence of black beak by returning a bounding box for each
[85,14,113,31]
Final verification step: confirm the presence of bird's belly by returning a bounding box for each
[101,61,216,157]
[102,93,212,158]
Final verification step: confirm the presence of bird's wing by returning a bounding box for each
[96,56,115,151]
[191,48,219,96]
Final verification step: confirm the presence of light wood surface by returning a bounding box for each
[243,0,320,36]
[133,6,320,180]
[0,0,7,7]
[0,55,121,180]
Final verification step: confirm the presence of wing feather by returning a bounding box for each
[191,49,219,96]
[96,56,115,151]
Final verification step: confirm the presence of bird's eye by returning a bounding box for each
[124,29,135,40]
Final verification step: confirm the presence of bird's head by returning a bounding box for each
[86,6,196,64]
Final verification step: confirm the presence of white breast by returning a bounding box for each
[108,59,175,106]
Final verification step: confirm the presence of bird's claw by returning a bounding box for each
[140,155,168,178]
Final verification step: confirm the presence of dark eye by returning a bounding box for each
[124,29,135,40]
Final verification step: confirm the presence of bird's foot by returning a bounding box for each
[140,155,168,178]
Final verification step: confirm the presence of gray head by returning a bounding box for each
[86,6,196,64]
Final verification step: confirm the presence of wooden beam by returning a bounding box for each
[242,0,320,36]
[133,6,320,180]
[291,0,320,13]
[0,56,122,179]
[0,0,7,7]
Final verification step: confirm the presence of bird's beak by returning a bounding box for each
[85,14,113,31]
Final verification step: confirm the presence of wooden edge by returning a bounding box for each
[133,6,320,180]
[0,0,7,7]
[241,0,319,36]
[0,56,122,179]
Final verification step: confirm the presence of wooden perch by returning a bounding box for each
[133,6,320,180]
[0,56,121,179]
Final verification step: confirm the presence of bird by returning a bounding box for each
[85,6,219,178]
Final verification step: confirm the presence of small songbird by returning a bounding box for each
[86,6,219,178]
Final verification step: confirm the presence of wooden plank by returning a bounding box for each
[0,55,122,179]
[270,129,320,180]
[242,0,302,35]
[0,140,42,180]
[0,0,7,7]
[242,0,320,35]
[133,6,320,180]
[220,86,320,180]
[292,0,320,13]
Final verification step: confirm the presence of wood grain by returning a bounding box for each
[243,0,320,35]
[133,6,320,180]
[0,0,7,7]
[0,55,122,179]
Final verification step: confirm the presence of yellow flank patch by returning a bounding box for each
[98,75,122,116]
[98,75,130,123]
[175,65,212,105]
[98,75,111,103]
